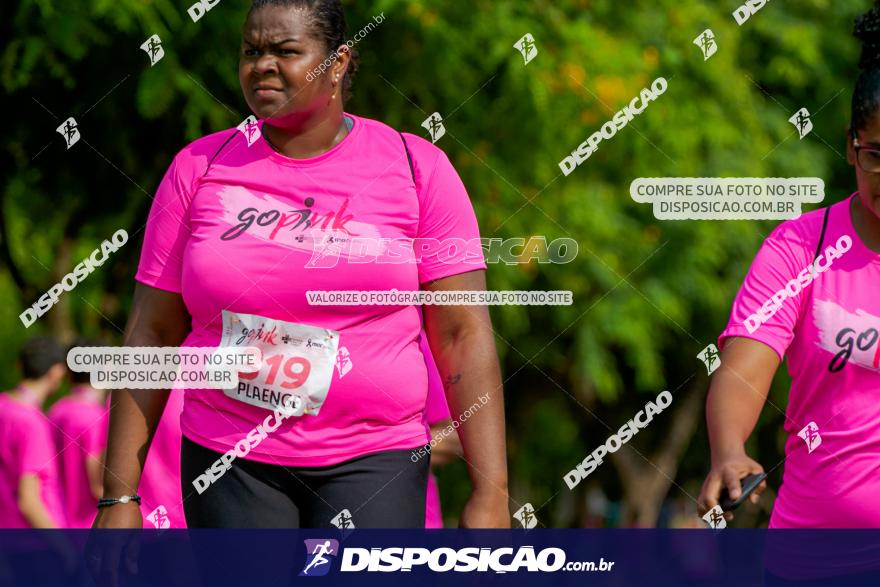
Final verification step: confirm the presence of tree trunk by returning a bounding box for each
[609,377,705,526]
[47,236,75,342]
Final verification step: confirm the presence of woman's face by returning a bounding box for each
[848,113,880,220]
[239,6,346,122]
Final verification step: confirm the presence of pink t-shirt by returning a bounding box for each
[0,394,65,527]
[421,334,452,528]
[47,386,107,528]
[719,196,880,528]
[139,388,186,529]
[135,114,485,467]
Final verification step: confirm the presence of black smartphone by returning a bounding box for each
[718,472,767,512]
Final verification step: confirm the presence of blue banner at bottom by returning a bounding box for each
[1,530,879,586]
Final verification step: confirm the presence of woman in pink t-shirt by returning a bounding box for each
[48,384,106,528]
[93,0,507,536]
[698,5,880,531]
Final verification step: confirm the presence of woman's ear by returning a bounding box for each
[332,44,351,85]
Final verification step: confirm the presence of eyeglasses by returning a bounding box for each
[852,129,880,173]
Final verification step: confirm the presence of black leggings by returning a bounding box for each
[180,435,429,528]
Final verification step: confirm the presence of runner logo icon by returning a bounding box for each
[57,117,80,149]
[140,34,165,66]
[331,509,356,529]
[146,505,170,529]
[422,112,446,143]
[702,505,727,529]
[513,33,538,65]
[237,115,261,147]
[798,421,822,454]
[693,29,717,61]
[335,347,352,378]
[300,539,339,577]
[513,503,538,529]
[789,107,813,139]
[697,344,721,375]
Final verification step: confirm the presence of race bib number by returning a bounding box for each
[219,310,339,415]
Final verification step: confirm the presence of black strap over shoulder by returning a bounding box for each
[813,206,832,262]
[399,132,416,184]
[204,125,416,183]
[204,128,417,184]
[202,129,240,180]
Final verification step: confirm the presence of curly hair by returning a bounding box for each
[852,0,880,130]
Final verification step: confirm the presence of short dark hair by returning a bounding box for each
[67,336,104,384]
[248,0,360,102]
[852,1,880,132]
[18,336,65,380]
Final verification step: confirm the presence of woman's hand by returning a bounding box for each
[700,337,778,523]
[459,487,511,528]
[697,450,767,522]
[87,503,143,587]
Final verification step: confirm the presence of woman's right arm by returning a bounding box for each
[93,283,191,528]
[697,336,779,519]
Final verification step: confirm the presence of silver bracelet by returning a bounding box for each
[97,495,141,509]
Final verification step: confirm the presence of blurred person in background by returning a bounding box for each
[420,335,463,528]
[0,336,66,528]
[138,387,186,529]
[48,337,109,528]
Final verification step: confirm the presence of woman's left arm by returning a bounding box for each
[422,269,509,528]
